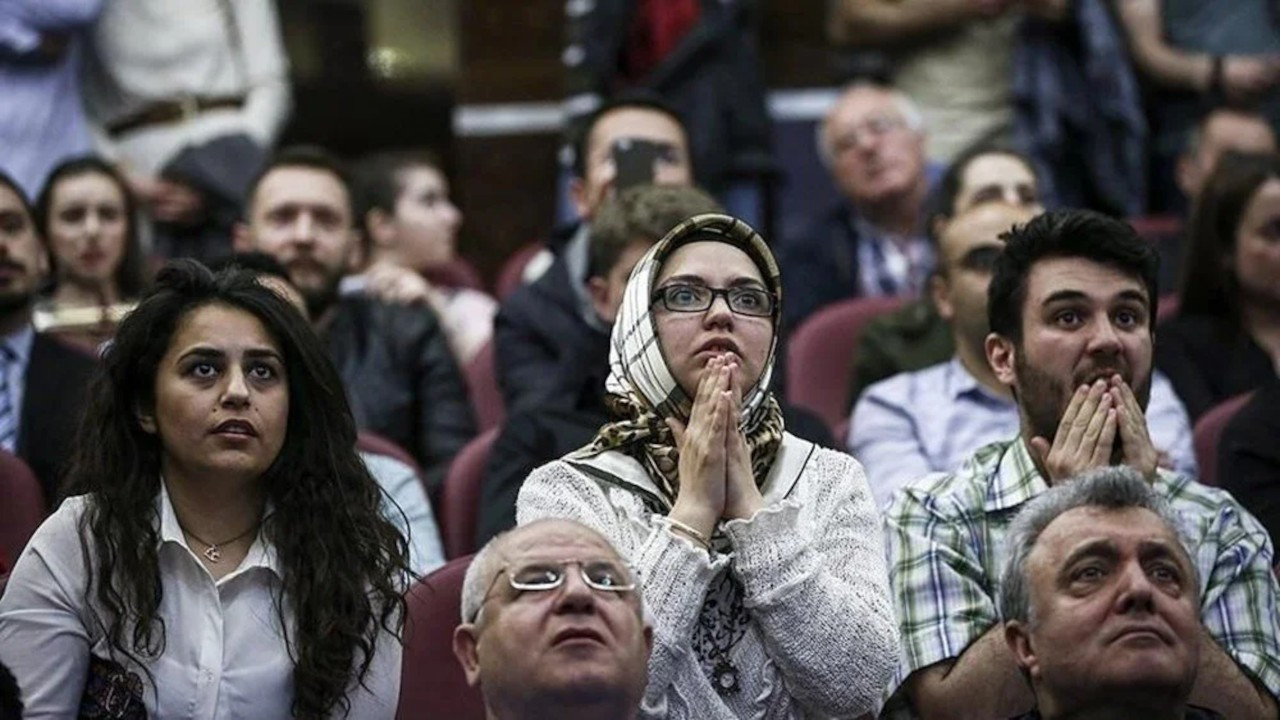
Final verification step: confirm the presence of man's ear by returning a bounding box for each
[930,272,953,321]
[345,229,366,273]
[365,208,397,251]
[569,176,590,221]
[986,332,1018,386]
[232,222,253,252]
[1175,153,1198,201]
[586,276,613,323]
[452,624,483,688]
[1004,620,1039,679]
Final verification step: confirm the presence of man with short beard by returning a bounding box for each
[881,210,1280,720]
[0,171,95,507]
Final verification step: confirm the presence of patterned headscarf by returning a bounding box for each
[577,213,786,504]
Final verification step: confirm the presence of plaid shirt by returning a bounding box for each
[881,438,1280,718]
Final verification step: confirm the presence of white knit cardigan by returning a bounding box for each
[516,433,900,719]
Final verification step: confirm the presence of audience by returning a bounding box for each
[1219,376,1280,547]
[0,170,97,506]
[454,518,652,720]
[0,0,98,199]
[233,146,476,490]
[31,156,147,347]
[852,201,1196,507]
[0,262,408,718]
[352,149,497,366]
[848,143,1043,404]
[1156,152,1280,422]
[882,210,1279,720]
[778,81,934,329]
[999,467,1215,720]
[495,93,694,413]
[517,214,899,717]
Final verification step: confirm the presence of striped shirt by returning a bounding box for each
[881,438,1280,718]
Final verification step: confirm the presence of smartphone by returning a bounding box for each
[612,138,665,191]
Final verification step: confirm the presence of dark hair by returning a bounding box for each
[1184,106,1276,159]
[588,185,722,278]
[33,156,149,301]
[353,149,444,230]
[1178,151,1280,322]
[0,169,33,217]
[64,260,408,719]
[571,92,688,180]
[245,145,356,226]
[927,143,1038,243]
[988,209,1159,343]
[205,251,293,283]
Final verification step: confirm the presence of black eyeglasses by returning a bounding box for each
[472,558,638,622]
[651,284,775,317]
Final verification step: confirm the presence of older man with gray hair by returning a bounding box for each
[998,467,1218,720]
[453,518,653,720]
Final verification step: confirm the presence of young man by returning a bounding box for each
[882,210,1279,720]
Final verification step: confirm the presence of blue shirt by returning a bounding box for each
[850,356,1197,508]
[0,0,99,198]
[2,325,35,443]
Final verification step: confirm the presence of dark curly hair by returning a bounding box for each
[63,260,409,719]
[33,156,149,301]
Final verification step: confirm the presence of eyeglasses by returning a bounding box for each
[829,114,910,154]
[473,558,638,622]
[651,284,776,317]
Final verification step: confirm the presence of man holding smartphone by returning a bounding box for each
[495,94,693,413]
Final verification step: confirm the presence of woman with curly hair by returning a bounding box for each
[0,261,409,718]
[515,214,899,718]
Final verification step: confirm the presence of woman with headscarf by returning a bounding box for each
[515,214,899,718]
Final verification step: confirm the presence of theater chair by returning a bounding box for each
[397,555,485,720]
[463,340,506,433]
[357,431,423,478]
[424,259,485,293]
[1192,392,1255,487]
[495,242,549,301]
[438,428,499,560]
[0,451,45,566]
[786,296,906,434]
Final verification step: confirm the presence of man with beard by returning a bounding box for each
[881,210,1280,720]
[234,146,476,491]
[0,171,95,507]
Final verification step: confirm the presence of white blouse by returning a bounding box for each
[0,487,401,720]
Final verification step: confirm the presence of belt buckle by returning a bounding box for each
[178,94,200,123]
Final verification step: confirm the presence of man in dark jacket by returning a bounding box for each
[234,147,475,491]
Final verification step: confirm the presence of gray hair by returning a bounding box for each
[816,81,925,168]
[998,467,1199,627]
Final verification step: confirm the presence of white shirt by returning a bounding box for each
[0,487,402,720]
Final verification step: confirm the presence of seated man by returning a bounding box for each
[851,201,1196,507]
[453,518,652,720]
[882,210,1279,720]
[234,146,476,491]
[1000,467,1218,720]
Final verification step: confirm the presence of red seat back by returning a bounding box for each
[786,296,906,432]
[397,555,485,720]
[357,431,422,477]
[439,428,499,559]
[495,242,548,301]
[1192,391,1255,487]
[424,259,485,293]
[463,340,506,433]
[0,450,46,564]
[1157,293,1180,325]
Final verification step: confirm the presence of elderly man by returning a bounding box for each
[882,210,1279,719]
[998,467,1217,719]
[778,81,935,329]
[453,518,653,720]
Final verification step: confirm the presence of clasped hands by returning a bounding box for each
[666,356,764,539]
[1029,374,1160,485]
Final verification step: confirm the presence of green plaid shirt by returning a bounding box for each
[880,438,1280,718]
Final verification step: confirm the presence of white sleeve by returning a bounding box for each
[233,0,291,146]
[364,453,446,577]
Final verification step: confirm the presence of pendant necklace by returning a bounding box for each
[181,522,260,564]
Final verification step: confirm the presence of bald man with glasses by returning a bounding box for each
[453,519,653,720]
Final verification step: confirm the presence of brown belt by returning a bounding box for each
[106,95,245,137]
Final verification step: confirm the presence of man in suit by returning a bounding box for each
[0,171,97,506]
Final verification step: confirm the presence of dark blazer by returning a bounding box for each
[776,202,865,330]
[18,333,98,506]
[1155,314,1276,422]
[325,296,476,493]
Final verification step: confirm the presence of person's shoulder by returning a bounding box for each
[21,494,94,558]
[887,441,1010,519]
[31,333,98,374]
[341,295,445,337]
[781,202,853,250]
[857,360,951,409]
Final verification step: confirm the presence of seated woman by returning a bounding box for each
[32,156,149,349]
[351,150,497,365]
[0,261,409,718]
[515,214,899,717]
[1157,151,1280,421]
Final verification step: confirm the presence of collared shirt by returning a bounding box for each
[850,357,1198,508]
[881,438,1280,718]
[1,324,35,440]
[852,214,934,298]
[0,485,402,719]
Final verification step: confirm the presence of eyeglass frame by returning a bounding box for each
[649,283,778,318]
[471,557,640,623]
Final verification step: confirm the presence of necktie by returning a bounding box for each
[0,343,18,453]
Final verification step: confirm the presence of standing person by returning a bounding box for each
[82,0,291,260]
[1157,152,1280,421]
[517,214,899,718]
[32,156,148,347]
[0,261,408,718]
[0,0,99,198]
